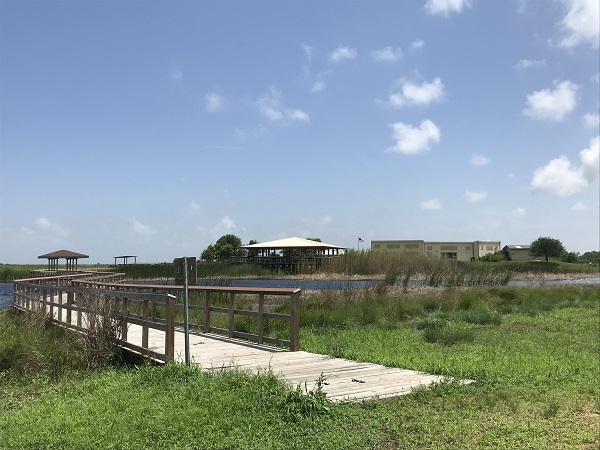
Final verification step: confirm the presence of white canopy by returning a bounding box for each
[242,237,344,250]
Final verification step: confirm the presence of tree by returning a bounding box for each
[580,251,600,264]
[529,236,566,263]
[200,234,244,262]
[246,240,259,258]
[561,252,579,263]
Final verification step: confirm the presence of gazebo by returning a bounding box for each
[38,250,89,272]
[237,237,345,273]
[114,255,137,266]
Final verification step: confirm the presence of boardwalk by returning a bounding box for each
[127,324,446,402]
[14,274,450,402]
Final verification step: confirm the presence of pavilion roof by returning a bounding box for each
[38,250,89,259]
[242,237,344,250]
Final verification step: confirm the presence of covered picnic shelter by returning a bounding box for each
[38,250,89,272]
[114,255,137,266]
[237,237,345,273]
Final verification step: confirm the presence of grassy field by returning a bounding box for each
[0,284,598,449]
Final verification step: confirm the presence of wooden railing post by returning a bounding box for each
[203,291,210,333]
[228,293,236,338]
[165,294,176,363]
[121,296,128,342]
[76,289,82,328]
[45,289,51,318]
[57,288,63,322]
[289,291,300,351]
[257,293,265,344]
[66,292,74,324]
[142,299,149,350]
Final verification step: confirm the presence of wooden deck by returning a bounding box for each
[13,274,452,402]
[126,323,446,402]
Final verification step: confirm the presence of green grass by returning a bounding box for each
[0,285,598,449]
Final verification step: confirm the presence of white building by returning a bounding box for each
[371,239,501,262]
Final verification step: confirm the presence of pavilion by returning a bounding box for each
[114,255,137,266]
[38,250,89,272]
[236,237,345,273]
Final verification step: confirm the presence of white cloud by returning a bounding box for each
[530,136,599,196]
[420,198,443,210]
[470,153,491,166]
[328,46,357,63]
[515,59,547,70]
[579,136,600,183]
[301,43,312,59]
[215,216,236,234]
[512,207,526,217]
[410,39,425,50]
[130,218,156,237]
[35,217,70,238]
[592,73,600,84]
[571,201,586,210]
[386,120,441,155]
[463,190,487,202]
[285,109,310,122]
[557,0,599,49]
[386,78,445,107]
[302,215,333,226]
[170,68,183,82]
[189,201,200,215]
[257,86,309,124]
[311,81,326,93]
[583,113,600,128]
[425,0,471,16]
[204,93,224,112]
[530,156,587,196]
[522,80,578,121]
[370,46,403,62]
[234,124,270,141]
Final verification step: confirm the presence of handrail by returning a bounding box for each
[13,273,302,361]
[71,279,301,351]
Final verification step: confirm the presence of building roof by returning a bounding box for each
[242,237,344,250]
[503,245,530,250]
[38,250,89,259]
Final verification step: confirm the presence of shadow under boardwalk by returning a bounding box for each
[127,324,449,402]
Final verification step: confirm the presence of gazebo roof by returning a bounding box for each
[242,237,344,250]
[38,250,89,259]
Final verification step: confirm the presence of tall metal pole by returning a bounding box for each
[183,257,190,365]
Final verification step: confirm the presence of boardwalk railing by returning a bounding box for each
[13,273,302,363]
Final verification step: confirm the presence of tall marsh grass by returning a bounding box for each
[321,250,514,287]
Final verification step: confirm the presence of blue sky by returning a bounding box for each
[1,0,598,264]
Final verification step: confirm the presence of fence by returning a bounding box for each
[12,272,302,363]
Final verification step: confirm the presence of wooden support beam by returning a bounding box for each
[165,294,176,363]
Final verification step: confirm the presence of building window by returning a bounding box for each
[486,245,494,251]
[441,245,458,251]
[405,244,419,249]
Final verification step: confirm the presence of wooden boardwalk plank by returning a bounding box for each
[42,297,452,402]
[124,324,448,401]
